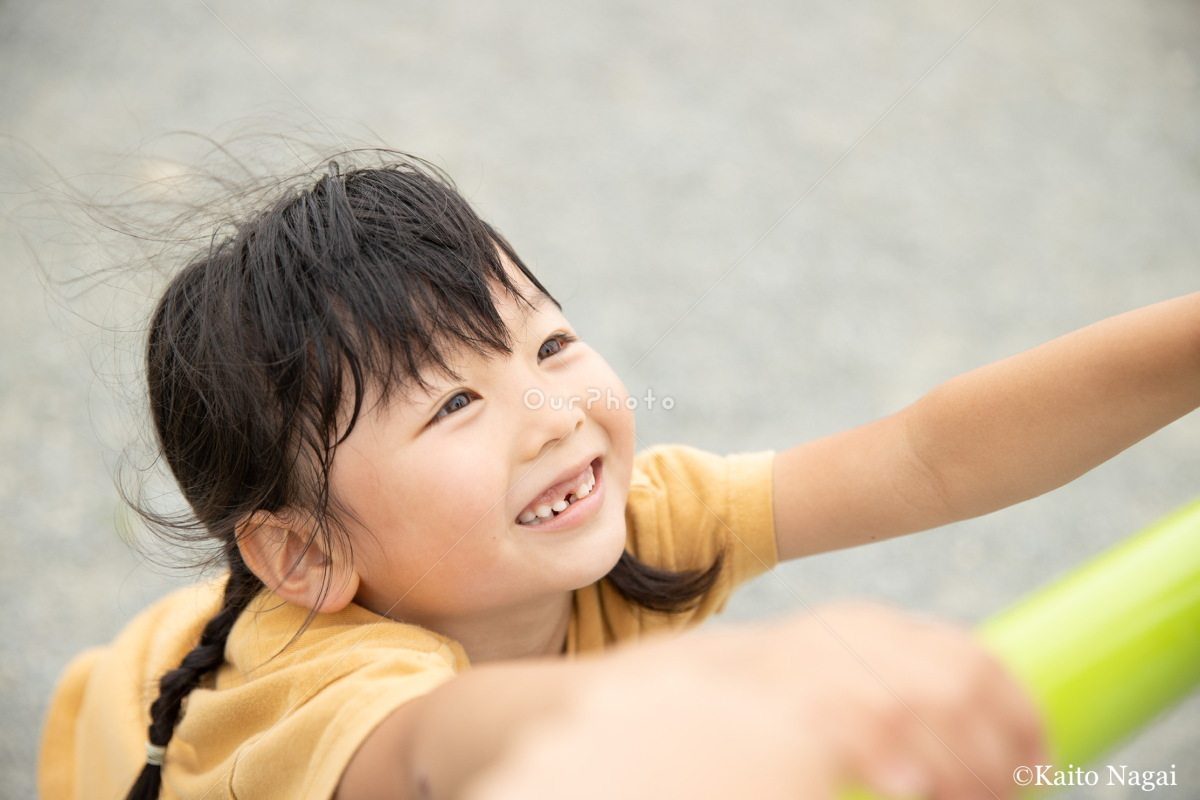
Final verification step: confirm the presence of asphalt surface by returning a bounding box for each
[2,1,1199,798]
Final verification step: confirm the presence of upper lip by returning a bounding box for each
[515,453,600,516]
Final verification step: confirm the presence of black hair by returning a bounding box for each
[125,154,722,799]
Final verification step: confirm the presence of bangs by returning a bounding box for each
[254,164,555,445]
[148,159,555,524]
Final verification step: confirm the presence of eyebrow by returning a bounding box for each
[413,291,554,400]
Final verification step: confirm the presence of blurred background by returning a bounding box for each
[2,1,1199,797]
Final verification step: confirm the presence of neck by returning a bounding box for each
[424,591,573,664]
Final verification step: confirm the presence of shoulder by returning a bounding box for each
[223,589,469,680]
[628,444,775,528]
[106,580,229,688]
[39,580,229,800]
[186,592,468,798]
[625,444,778,579]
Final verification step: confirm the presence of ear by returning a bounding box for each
[237,511,360,614]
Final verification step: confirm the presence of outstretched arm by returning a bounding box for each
[336,604,1041,800]
[774,292,1200,561]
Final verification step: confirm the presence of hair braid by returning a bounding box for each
[124,562,262,800]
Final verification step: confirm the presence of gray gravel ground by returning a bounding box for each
[3,1,1200,798]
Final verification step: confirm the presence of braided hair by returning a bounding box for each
[124,155,721,799]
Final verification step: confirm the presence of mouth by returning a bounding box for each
[515,457,603,527]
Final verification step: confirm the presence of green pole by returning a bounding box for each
[842,500,1200,799]
[979,499,1200,768]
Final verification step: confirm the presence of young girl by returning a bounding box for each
[38,155,1200,800]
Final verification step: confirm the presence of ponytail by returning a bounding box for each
[124,563,262,800]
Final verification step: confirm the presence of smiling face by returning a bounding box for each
[328,267,635,640]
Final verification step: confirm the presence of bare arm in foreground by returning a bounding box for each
[337,603,1044,800]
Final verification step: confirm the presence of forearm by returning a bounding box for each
[905,291,1200,521]
[339,608,1043,800]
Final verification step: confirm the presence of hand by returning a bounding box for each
[698,601,1046,799]
[465,601,1044,800]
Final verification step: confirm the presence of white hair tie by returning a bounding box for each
[145,742,167,767]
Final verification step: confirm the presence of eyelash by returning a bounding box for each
[430,332,578,425]
[538,331,578,362]
[431,389,478,424]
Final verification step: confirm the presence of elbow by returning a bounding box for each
[895,398,963,525]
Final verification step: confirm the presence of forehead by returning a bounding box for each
[512,286,557,321]
[405,282,560,391]
[332,251,564,439]
[491,254,561,325]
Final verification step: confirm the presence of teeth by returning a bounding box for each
[517,465,600,524]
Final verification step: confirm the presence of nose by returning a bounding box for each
[521,387,586,461]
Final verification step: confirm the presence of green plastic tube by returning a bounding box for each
[843,499,1200,799]
[979,498,1200,767]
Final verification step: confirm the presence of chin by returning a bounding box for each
[568,520,629,590]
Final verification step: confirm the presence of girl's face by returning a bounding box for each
[329,267,635,632]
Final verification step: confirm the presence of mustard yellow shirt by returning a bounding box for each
[39,445,777,799]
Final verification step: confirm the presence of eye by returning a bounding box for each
[431,390,478,424]
[537,332,578,363]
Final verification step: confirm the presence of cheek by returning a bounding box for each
[344,453,509,592]
[594,368,636,447]
[606,402,636,462]
[333,442,495,551]
[399,440,513,536]
[578,364,637,499]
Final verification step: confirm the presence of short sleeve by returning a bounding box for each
[171,594,469,800]
[178,638,462,800]
[626,445,778,608]
[569,445,777,652]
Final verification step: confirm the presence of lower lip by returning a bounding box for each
[516,459,605,533]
